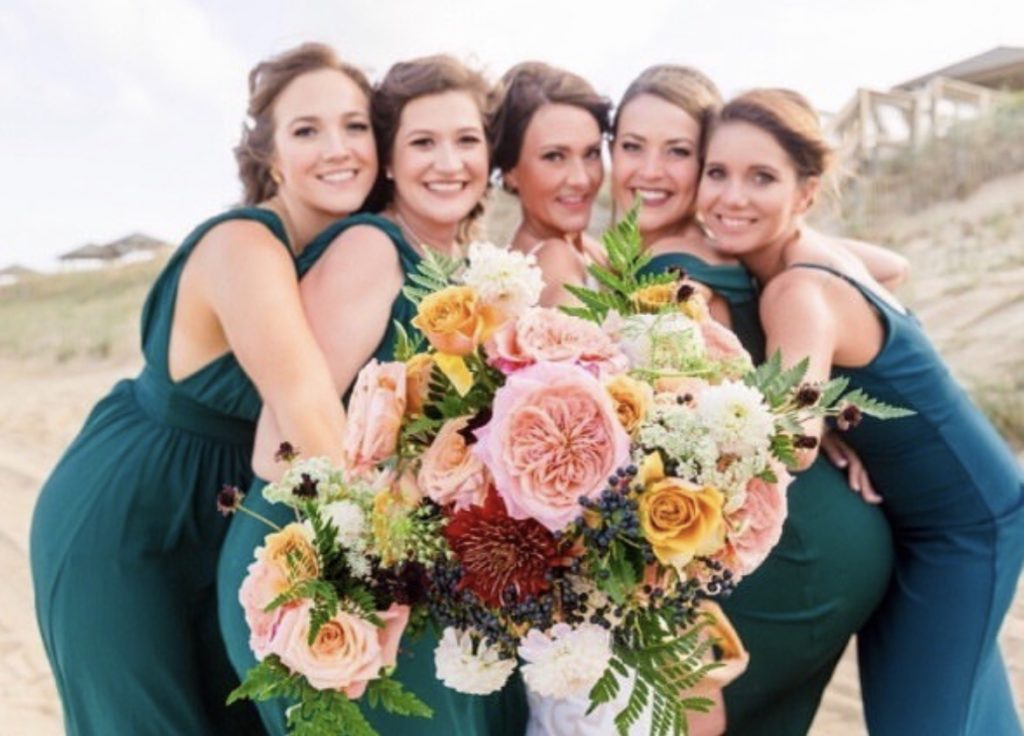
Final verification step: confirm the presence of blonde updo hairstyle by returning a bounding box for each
[234,43,373,206]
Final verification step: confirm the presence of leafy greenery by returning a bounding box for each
[589,611,720,736]
[561,205,676,323]
[392,321,424,362]
[401,250,464,305]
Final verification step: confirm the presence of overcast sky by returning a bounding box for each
[2,0,1021,269]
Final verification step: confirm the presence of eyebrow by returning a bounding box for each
[620,133,695,146]
[286,111,368,126]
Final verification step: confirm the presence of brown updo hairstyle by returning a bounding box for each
[710,88,834,179]
[235,42,373,205]
[491,61,611,188]
[613,65,722,151]
[371,54,493,240]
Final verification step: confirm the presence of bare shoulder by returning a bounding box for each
[317,223,401,271]
[759,267,834,321]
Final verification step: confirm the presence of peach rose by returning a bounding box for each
[473,361,631,532]
[239,523,318,659]
[604,374,653,435]
[344,360,406,473]
[729,467,791,578]
[418,417,490,510]
[637,454,725,570]
[404,353,434,417]
[485,308,628,376]
[412,285,500,356]
[271,600,410,697]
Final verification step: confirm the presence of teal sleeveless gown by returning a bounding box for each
[216,213,529,735]
[643,253,895,735]
[790,263,1024,736]
[30,207,288,735]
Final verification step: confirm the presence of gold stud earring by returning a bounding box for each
[270,168,283,185]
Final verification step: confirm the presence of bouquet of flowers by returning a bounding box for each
[336,212,909,736]
[228,211,909,736]
[223,446,440,735]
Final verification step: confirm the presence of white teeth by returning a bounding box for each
[425,181,464,193]
[560,195,585,205]
[718,215,754,230]
[320,170,357,183]
[635,188,670,203]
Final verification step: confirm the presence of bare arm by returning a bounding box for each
[190,221,346,469]
[531,238,588,308]
[759,272,840,471]
[803,227,909,289]
[300,226,404,393]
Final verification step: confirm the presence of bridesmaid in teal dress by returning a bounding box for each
[217,55,527,736]
[29,44,377,735]
[609,67,899,734]
[698,87,1023,735]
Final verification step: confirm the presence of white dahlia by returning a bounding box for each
[517,623,613,699]
[697,380,775,456]
[434,627,517,695]
[461,241,544,319]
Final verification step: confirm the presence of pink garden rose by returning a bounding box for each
[344,360,406,473]
[418,417,490,510]
[271,600,410,698]
[473,361,631,532]
[485,308,628,377]
[239,523,318,659]
[729,466,792,577]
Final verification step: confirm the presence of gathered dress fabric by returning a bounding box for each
[789,263,1024,736]
[216,213,529,735]
[642,253,895,735]
[29,208,287,735]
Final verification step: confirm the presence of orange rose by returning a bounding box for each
[412,286,500,356]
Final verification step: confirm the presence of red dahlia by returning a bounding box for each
[443,489,562,607]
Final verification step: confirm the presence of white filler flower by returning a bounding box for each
[434,627,517,695]
[697,380,775,456]
[518,623,613,699]
[461,241,544,319]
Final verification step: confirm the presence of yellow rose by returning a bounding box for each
[411,286,500,356]
[404,353,434,416]
[632,283,678,313]
[605,374,653,434]
[637,454,724,570]
[263,523,319,582]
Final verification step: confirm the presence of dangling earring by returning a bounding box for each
[385,170,394,181]
[270,168,283,185]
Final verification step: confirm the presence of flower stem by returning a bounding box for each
[237,505,282,531]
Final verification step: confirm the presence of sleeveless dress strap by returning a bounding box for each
[141,207,294,377]
[297,213,420,278]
